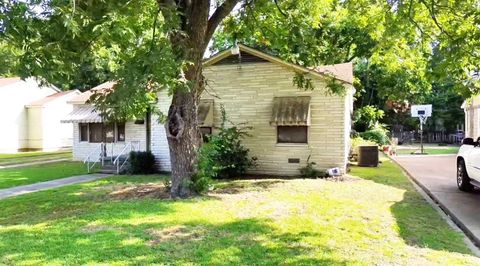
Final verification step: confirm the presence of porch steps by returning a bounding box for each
[98,155,129,174]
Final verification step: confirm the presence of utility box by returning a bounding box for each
[358,145,379,167]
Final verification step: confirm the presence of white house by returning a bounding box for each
[65,45,354,175]
[0,77,79,152]
[463,96,480,138]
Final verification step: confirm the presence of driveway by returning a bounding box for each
[394,155,480,245]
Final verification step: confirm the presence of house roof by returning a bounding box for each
[26,90,80,107]
[313,63,354,84]
[68,81,117,104]
[204,44,353,85]
[0,77,21,87]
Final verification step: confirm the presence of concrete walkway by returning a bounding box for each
[393,155,480,246]
[0,159,69,169]
[0,174,110,200]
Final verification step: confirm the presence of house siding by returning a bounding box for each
[0,79,58,152]
[151,100,172,172]
[464,96,480,138]
[153,62,352,175]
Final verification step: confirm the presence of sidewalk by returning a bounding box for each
[0,174,110,200]
[0,159,69,169]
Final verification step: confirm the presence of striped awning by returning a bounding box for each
[198,99,214,127]
[270,96,311,126]
[61,106,103,123]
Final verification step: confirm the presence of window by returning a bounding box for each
[104,124,115,143]
[79,123,88,142]
[277,126,308,144]
[83,123,126,143]
[117,124,125,142]
[89,123,104,143]
[199,127,212,142]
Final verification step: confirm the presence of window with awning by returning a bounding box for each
[271,96,311,144]
[198,99,214,127]
[270,96,311,126]
[198,99,214,142]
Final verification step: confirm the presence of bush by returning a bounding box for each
[353,105,385,132]
[198,126,256,180]
[195,106,256,189]
[128,151,156,174]
[360,126,390,146]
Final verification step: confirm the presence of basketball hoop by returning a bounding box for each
[411,105,432,155]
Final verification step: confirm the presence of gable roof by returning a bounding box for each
[68,81,117,104]
[204,44,353,85]
[26,90,81,107]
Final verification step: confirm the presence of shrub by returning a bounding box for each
[353,105,385,132]
[195,106,256,188]
[128,151,156,174]
[360,126,390,146]
[299,155,327,178]
[198,126,256,180]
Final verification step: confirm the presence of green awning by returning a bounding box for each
[270,96,311,126]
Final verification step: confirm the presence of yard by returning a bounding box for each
[0,158,478,265]
[0,151,72,166]
[0,162,88,189]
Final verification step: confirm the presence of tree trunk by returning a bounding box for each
[166,87,202,198]
[160,0,239,198]
[166,51,205,198]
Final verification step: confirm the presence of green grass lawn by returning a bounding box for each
[395,146,460,155]
[0,162,89,189]
[0,159,478,265]
[0,151,72,166]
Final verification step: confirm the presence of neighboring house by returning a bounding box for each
[65,44,355,175]
[463,96,480,138]
[0,77,79,152]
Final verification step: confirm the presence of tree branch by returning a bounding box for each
[205,0,240,45]
[274,0,287,17]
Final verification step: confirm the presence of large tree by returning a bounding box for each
[1,0,478,197]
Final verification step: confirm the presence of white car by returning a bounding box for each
[457,138,480,191]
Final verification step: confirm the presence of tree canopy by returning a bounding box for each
[1,0,478,196]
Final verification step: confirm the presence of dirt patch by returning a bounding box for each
[212,179,285,194]
[108,183,170,200]
[146,226,204,246]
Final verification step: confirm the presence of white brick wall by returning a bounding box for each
[152,62,353,175]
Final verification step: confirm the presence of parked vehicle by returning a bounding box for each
[456,137,480,191]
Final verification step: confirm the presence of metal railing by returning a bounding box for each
[83,142,104,173]
[113,141,141,174]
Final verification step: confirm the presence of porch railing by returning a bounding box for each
[113,141,141,174]
[83,142,104,173]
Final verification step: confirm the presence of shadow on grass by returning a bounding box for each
[351,160,473,255]
[0,217,355,265]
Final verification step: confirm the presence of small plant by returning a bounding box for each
[128,151,156,174]
[162,177,172,191]
[299,155,326,178]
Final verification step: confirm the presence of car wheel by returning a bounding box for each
[457,159,473,192]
